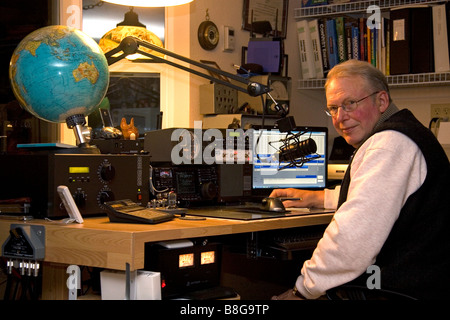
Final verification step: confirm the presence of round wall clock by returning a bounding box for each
[198,10,219,50]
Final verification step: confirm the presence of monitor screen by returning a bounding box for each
[251,127,327,191]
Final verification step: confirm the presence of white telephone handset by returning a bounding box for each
[57,185,84,224]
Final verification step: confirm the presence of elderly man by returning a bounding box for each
[271,60,450,300]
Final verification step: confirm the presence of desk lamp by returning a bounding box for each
[104,36,284,105]
[99,6,165,62]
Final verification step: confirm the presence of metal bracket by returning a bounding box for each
[2,224,45,260]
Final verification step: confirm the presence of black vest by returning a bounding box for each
[337,109,450,299]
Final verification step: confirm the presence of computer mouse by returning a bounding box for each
[261,197,286,212]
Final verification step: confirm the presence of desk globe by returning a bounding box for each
[9,25,109,150]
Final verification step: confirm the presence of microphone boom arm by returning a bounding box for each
[105,36,271,97]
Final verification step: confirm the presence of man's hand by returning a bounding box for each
[269,188,325,208]
[271,289,305,300]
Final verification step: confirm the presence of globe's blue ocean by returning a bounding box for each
[9,25,109,123]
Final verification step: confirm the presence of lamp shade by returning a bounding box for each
[99,26,164,60]
[103,0,193,7]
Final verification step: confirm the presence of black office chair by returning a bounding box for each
[326,285,417,300]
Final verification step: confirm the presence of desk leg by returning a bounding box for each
[41,262,69,300]
[125,262,137,300]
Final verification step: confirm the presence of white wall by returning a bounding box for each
[164,4,192,128]
[184,0,328,129]
[188,0,256,126]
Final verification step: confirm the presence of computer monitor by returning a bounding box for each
[251,127,328,194]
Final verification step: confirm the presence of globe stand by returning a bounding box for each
[65,114,100,154]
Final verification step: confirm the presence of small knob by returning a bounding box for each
[99,190,115,205]
[100,163,115,182]
[73,190,86,208]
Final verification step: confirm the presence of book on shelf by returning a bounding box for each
[432,3,450,72]
[410,6,434,74]
[367,27,375,67]
[296,19,316,79]
[345,20,352,61]
[345,17,359,60]
[384,17,391,76]
[318,18,330,76]
[335,16,347,63]
[389,8,411,75]
[374,20,386,74]
[377,22,382,71]
[326,18,339,69]
[359,17,367,62]
[309,19,325,78]
[301,0,328,8]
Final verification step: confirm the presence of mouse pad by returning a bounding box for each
[238,207,290,214]
[186,206,334,220]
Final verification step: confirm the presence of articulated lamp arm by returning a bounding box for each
[104,36,271,98]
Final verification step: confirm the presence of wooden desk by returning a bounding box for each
[0,209,333,299]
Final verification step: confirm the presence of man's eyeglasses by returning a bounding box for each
[325,91,380,117]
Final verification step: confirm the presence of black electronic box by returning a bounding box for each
[144,241,222,299]
[0,153,150,218]
[151,164,252,206]
[145,128,252,206]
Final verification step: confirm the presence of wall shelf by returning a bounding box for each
[295,0,450,89]
[298,72,450,89]
[294,0,445,18]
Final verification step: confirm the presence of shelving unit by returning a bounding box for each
[294,0,444,18]
[298,72,450,89]
[295,0,450,89]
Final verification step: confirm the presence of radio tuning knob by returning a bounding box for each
[100,163,115,181]
[201,182,218,200]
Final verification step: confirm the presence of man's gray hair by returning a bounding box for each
[325,59,391,102]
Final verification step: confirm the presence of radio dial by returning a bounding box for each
[201,181,218,200]
[99,162,115,182]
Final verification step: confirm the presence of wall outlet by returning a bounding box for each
[430,103,450,119]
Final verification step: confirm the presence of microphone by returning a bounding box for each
[270,133,319,169]
[275,137,317,162]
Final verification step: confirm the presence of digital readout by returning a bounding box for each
[69,167,90,174]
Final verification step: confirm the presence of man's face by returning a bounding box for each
[326,76,388,148]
